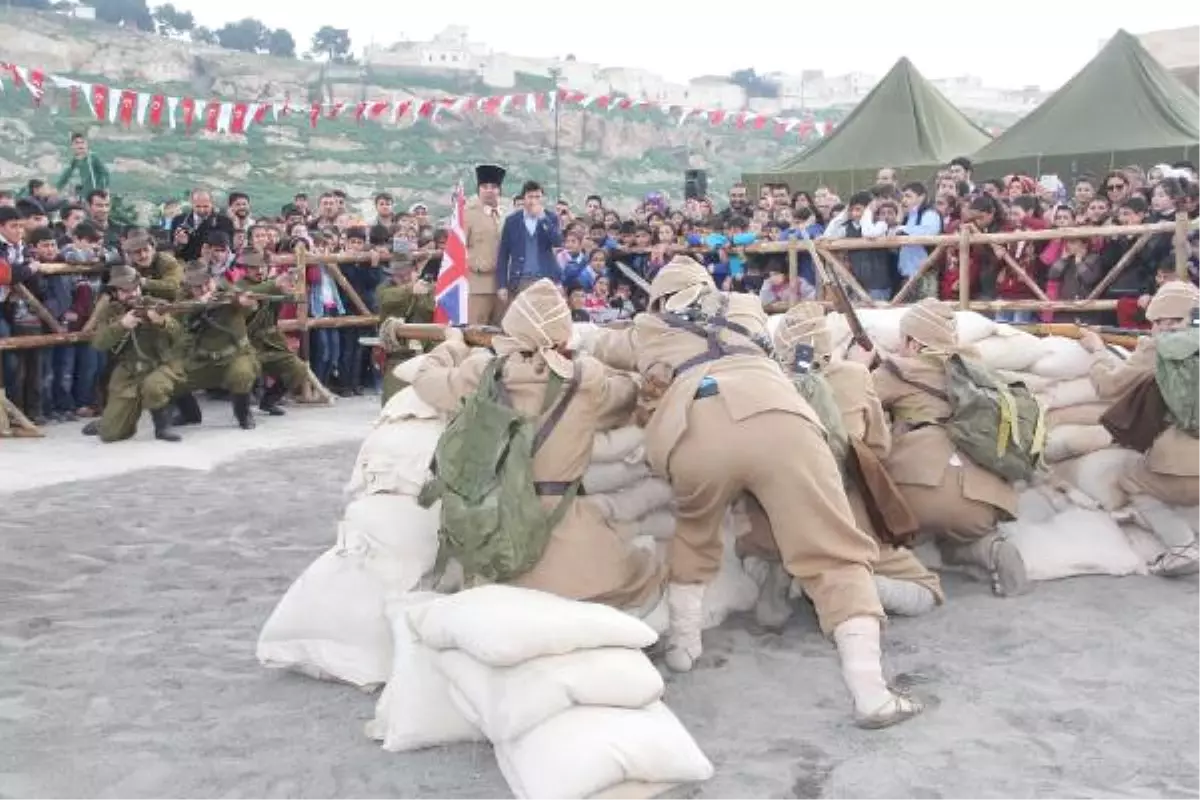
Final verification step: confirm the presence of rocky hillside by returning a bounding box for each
[0,8,812,219]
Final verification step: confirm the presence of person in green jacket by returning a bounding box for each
[232,250,306,415]
[376,260,435,405]
[123,230,184,300]
[55,132,110,200]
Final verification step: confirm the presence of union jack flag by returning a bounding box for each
[434,182,469,325]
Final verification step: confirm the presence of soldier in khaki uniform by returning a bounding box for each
[1080,280,1200,576]
[173,262,261,430]
[869,299,1026,596]
[232,251,304,416]
[82,265,185,443]
[589,257,921,730]
[412,279,665,610]
[463,164,506,326]
[123,230,184,300]
[739,303,944,622]
[377,260,436,405]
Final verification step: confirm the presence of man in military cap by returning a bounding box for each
[172,261,262,430]
[464,163,506,325]
[82,264,185,442]
[376,256,436,405]
[232,249,304,416]
[122,228,183,300]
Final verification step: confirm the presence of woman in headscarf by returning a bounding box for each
[868,299,1027,596]
[738,303,944,619]
[589,256,922,729]
[412,279,665,611]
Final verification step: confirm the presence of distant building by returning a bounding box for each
[1135,26,1199,92]
[56,3,96,19]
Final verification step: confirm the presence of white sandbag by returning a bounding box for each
[584,460,652,495]
[955,311,997,345]
[570,321,601,354]
[346,410,444,497]
[1044,424,1113,463]
[378,384,441,423]
[1046,402,1109,428]
[1121,523,1164,572]
[996,370,1055,394]
[590,479,675,523]
[974,331,1045,372]
[339,494,441,591]
[591,426,646,464]
[406,585,659,668]
[257,546,392,689]
[436,647,665,742]
[1003,508,1142,581]
[1052,448,1141,511]
[701,520,759,629]
[391,355,429,386]
[1029,337,1095,380]
[856,307,909,352]
[1041,376,1100,411]
[366,593,485,751]
[1016,486,1060,524]
[636,509,676,541]
[494,702,714,800]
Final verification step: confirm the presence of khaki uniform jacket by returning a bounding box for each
[1090,338,1199,478]
[590,294,818,476]
[140,252,184,301]
[873,354,1018,517]
[412,343,661,607]
[464,199,502,297]
[825,360,890,459]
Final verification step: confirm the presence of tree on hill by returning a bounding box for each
[216,17,270,53]
[729,68,780,99]
[310,26,352,63]
[190,25,218,45]
[152,3,193,36]
[92,0,154,30]
[266,28,296,58]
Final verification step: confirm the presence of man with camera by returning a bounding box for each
[170,189,235,263]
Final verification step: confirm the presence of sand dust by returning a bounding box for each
[2,429,1197,798]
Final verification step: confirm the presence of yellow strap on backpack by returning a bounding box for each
[995,387,1020,458]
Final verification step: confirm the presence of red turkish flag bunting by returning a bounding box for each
[253,103,269,124]
[117,89,137,126]
[708,110,726,126]
[368,101,389,120]
[90,84,110,121]
[754,115,768,130]
[594,96,611,110]
[309,103,321,128]
[203,99,221,132]
[148,94,165,126]
[229,102,249,134]
[617,98,634,110]
[354,101,368,123]
[180,97,196,130]
[325,102,345,120]
[28,69,45,103]
[417,100,434,118]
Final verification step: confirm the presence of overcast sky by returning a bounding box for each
[169,0,1198,91]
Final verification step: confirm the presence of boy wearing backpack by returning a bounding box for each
[869,299,1030,597]
[412,278,665,611]
[1081,280,1199,577]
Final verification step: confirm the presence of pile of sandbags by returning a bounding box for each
[368,585,714,799]
[255,387,446,688]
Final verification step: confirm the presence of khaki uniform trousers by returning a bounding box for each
[469,294,498,326]
[258,348,307,393]
[1120,457,1200,508]
[184,354,259,395]
[512,497,666,611]
[666,397,883,634]
[898,467,1002,545]
[740,486,945,604]
[98,364,181,443]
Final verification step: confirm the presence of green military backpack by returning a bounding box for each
[884,354,1047,483]
[418,355,581,585]
[791,371,849,469]
[1155,325,1200,437]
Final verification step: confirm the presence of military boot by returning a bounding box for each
[940,531,1030,598]
[259,381,287,416]
[81,420,100,436]
[173,393,203,426]
[150,408,181,442]
[232,394,256,430]
[1132,495,1200,578]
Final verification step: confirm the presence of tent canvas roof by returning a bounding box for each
[973,29,1199,166]
[768,57,991,175]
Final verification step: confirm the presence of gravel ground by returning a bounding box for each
[2,441,1197,799]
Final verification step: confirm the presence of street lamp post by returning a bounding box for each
[549,66,563,203]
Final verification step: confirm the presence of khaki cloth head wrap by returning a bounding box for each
[772,301,830,366]
[493,278,575,378]
[899,298,959,353]
[1146,280,1199,322]
[648,255,715,312]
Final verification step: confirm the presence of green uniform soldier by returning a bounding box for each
[173,262,261,430]
[233,251,305,415]
[376,260,435,405]
[123,230,184,300]
[82,265,185,442]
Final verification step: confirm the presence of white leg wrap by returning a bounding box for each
[664,582,705,673]
[874,575,937,617]
[832,616,892,717]
[1132,495,1197,549]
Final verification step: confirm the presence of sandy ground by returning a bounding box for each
[2,412,1197,798]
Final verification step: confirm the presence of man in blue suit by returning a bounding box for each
[495,180,564,306]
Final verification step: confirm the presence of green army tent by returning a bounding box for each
[971,29,1199,182]
[743,57,991,196]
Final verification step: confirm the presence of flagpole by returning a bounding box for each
[549,66,563,203]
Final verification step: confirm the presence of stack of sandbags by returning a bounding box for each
[586,425,759,630]
[369,586,714,799]
[256,387,445,689]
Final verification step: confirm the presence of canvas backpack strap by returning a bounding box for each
[880,358,950,404]
[533,364,582,455]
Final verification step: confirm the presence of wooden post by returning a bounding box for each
[958,225,971,309]
[14,285,66,334]
[293,246,314,403]
[786,239,798,286]
[1175,210,1190,279]
[81,294,111,335]
[890,244,945,305]
[1083,233,1153,301]
[821,251,875,304]
[995,248,1050,302]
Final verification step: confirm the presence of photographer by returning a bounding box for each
[170,189,235,263]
